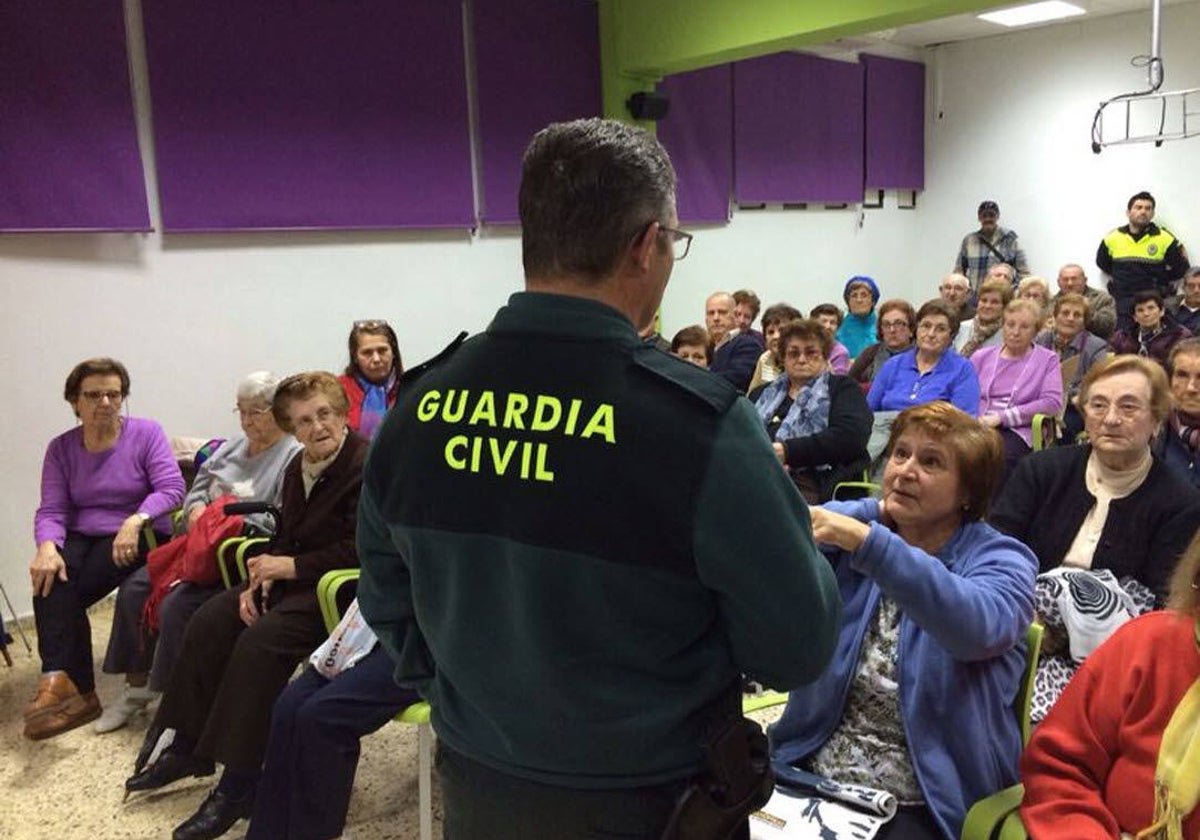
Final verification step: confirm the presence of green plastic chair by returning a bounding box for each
[959,622,1044,840]
[1030,414,1057,452]
[316,568,433,840]
[215,536,270,589]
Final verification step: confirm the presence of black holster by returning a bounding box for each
[659,716,774,840]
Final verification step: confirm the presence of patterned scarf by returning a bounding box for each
[1138,326,1165,358]
[1170,410,1200,455]
[961,318,1002,357]
[1135,618,1200,840]
[356,371,395,440]
[754,371,833,457]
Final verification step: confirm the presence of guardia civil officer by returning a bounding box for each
[357,118,841,840]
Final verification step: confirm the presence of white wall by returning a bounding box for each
[3,1,1200,610]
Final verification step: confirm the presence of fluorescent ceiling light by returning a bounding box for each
[978,1,1086,27]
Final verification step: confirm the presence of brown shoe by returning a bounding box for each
[25,672,83,720]
[24,690,101,740]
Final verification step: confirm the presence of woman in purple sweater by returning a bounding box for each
[971,300,1063,488]
[25,358,184,741]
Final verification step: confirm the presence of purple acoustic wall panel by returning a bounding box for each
[0,1,150,231]
[474,0,600,226]
[863,55,925,190]
[658,65,733,225]
[142,1,472,231]
[733,53,865,204]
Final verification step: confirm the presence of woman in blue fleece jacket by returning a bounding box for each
[769,401,1037,840]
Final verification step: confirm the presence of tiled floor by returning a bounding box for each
[0,599,441,840]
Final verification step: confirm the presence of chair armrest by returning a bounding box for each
[741,690,788,714]
[832,481,882,501]
[962,783,1025,840]
[316,568,362,633]
[234,538,271,584]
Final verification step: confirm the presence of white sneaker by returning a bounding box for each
[94,685,159,733]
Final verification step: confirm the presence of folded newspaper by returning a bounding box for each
[750,764,897,840]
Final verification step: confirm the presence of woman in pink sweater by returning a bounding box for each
[970,299,1063,488]
[1020,533,1200,839]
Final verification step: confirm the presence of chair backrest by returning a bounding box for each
[317,568,361,633]
[1016,622,1044,745]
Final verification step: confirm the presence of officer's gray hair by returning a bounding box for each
[518,118,676,285]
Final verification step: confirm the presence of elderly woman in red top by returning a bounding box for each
[1020,531,1200,839]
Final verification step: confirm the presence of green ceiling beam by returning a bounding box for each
[601,0,1002,115]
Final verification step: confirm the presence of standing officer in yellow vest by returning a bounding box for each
[1097,190,1190,333]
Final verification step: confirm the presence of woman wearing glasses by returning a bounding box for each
[25,358,185,741]
[867,300,980,416]
[991,357,1200,722]
[95,372,302,735]
[750,319,872,504]
[338,320,403,439]
[847,299,917,393]
[124,371,367,840]
[991,355,1200,605]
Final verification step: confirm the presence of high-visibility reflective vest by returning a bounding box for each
[1103,225,1180,297]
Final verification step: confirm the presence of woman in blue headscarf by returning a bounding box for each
[837,275,881,358]
[337,320,403,439]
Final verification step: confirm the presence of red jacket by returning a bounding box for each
[1020,610,1200,839]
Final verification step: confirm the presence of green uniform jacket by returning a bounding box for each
[357,292,840,789]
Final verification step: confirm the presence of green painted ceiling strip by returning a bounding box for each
[603,0,1002,81]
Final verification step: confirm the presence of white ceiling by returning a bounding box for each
[804,0,1197,59]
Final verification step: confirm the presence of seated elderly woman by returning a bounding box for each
[1034,292,1109,444]
[810,303,852,374]
[956,277,1013,358]
[1016,275,1054,330]
[970,299,1063,483]
[749,319,872,504]
[337,319,403,439]
[96,372,301,734]
[748,303,803,391]
[1111,289,1192,370]
[1157,338,1200,487]
[991,356,1200,721]
[1020,533,1200,839]
[991,355,1200,605]
[848,298,916,394]
[25,358,184,741]
[835,275,881,358]
[123,372,368,840]
[668,324,712,369]
[769,402,1037,840]
[867,300,980,415]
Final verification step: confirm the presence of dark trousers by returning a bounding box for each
[149,581,222,691]
[152,585,326,773]
[877,805,944,839]
[102,572,222,690]
[246,646,420,840]
[437,742,694,840]
[33,531,152,694]
[996,427,1032,495]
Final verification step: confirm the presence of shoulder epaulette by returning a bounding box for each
[631,345,739,414]
[398,331,469,386]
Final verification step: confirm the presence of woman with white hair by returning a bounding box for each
[96,371,301,734]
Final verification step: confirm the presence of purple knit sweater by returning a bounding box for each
[971,344,1064,447]
[34,416,185,545]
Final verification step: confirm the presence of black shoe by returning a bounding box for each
[124,748,215,794]
[172,788,254,840]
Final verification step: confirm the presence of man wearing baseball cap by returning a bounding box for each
[954,200,1030,294]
